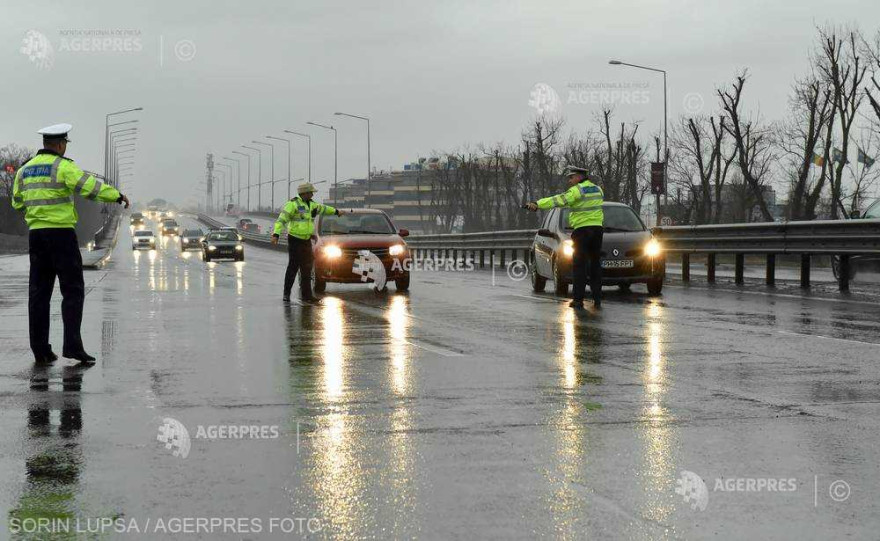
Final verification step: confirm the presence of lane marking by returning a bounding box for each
[404,339,464,357]
[777,329,880,348]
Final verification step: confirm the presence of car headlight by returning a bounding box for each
[389,244,405,256]
[208,245,217,251]
[645,239,662,257]
[323,245,343,258]
[235,245,243,251]
[562,239,574,257]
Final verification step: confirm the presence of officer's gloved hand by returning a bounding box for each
[271,234,279,245]
[311,207,319,218]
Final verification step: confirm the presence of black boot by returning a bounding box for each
[63,350,96,364]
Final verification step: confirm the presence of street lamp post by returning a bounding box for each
[266,135,292,202]
[232,150,252,212]
[306,122,337,205]
[104,107,142,181]
[284,130,311,184]
[242,145,262,211]
[609,59,667,226]
[223,156,242,209]
[335,112,371,206]
[252,140,275,210]
[216,163,233,210]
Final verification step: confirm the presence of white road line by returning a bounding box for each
[777,329,880,348]
[404,339,464,357]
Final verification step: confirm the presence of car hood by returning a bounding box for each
[317,234,404,248]
[564,230,652,256]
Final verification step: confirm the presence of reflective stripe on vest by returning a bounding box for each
[23,196,74,207]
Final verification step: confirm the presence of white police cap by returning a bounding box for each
[38,123,73,141]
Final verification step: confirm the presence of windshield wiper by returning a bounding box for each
[345,229,391,234]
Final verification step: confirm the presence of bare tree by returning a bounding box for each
[717,71,776,221]
[777,74,833,220]
[817,25,868,218]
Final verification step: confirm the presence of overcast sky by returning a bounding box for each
[2,0,878,208]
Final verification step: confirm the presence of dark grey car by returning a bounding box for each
[179,229,204,251]
[202,230,244,262]
[530,202,666,296]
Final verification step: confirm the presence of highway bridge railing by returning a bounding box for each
[198,213,880,292]
[653,219,880,291]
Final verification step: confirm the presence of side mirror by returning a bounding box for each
[399,229,410,238]
[851,210,861,219]
[537,229,557,239]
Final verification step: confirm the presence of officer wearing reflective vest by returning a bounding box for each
[526,165,604,309]
[11,123,130,364]
[271,182,343,303]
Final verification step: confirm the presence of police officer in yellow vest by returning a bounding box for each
[271,183,343,303]
[11,123,130,363]
[527,165,604,309]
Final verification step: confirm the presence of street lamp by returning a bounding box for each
[216,163,233,209]
[232,150,252,212]
[284,130,311,184]
[223,156,243,209]
[242,145,262,211]
[104,107,142,181]
[252,140,275,210]
[306,122,337,205]
[266,135,292,201]
[609,59,667,226]
[335,112,371,206]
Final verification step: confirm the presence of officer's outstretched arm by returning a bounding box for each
[61,162,121,203]
[320,204,338,216]
[536,185,582,210]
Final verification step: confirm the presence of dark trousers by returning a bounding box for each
[284,236,315,299]
[28,228,85,357]
[571,226,604,302]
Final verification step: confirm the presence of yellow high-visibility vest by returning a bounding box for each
[273,197,337,240]
[537,179,604,228]
[11,151,121,230]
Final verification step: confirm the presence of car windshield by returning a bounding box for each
[164,220,178,226]
[320,213,394,235]
[208,232,239,241]
[561,205,645,232]
[183,229,203,236]
[865,199,880,219]
[134,231,153,237]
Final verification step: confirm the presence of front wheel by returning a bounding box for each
[531,255,547,292]
[553,259,569,296]
[395,274,410,292]
[204,253,211,262]
[647,278,663,296]
[312,267,327,293]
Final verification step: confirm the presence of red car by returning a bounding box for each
[312,209,411,292]
[237,218,261,234]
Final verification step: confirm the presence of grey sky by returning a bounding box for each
[2,0,878,207]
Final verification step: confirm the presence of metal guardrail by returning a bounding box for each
[653,219,880,291]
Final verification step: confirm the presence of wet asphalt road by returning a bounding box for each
[1,215,880,540]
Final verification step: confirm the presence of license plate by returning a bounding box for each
[602,259,634,269]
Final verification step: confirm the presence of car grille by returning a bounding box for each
[341,248,390,257]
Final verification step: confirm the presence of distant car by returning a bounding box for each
[132,230,156,250]
[237,218,261,233]
[311,209,410,292]
[130,212,145,229]
[530,202,665,296]
[179,228,204,251]
[202,230,244,262]
[161,219,180,236]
